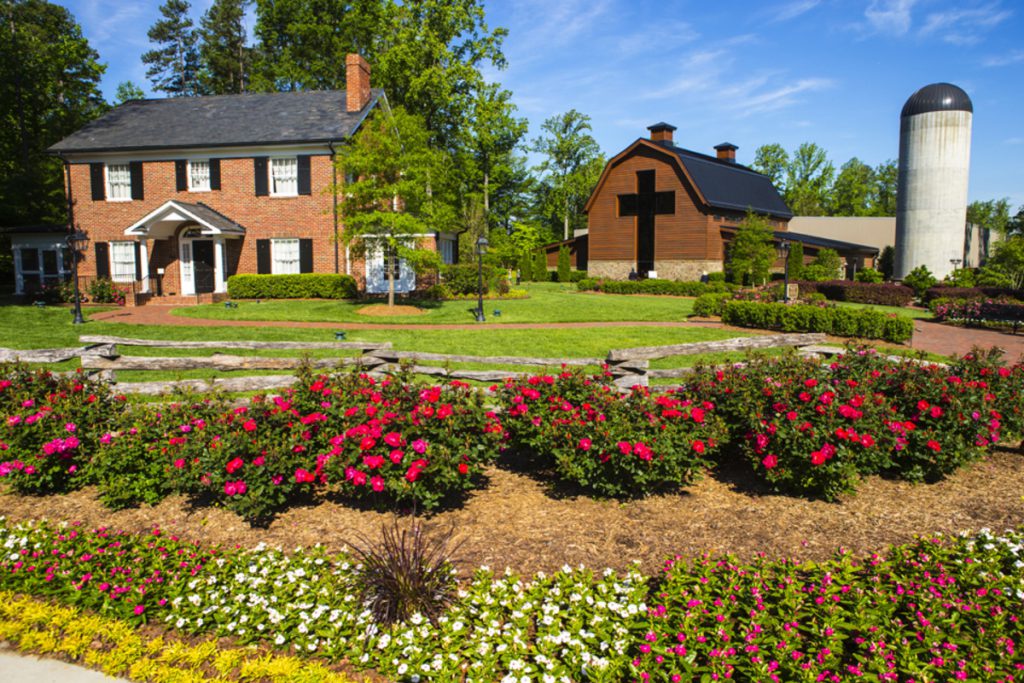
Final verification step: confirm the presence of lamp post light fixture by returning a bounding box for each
[475,236,489,323]
[779,239,792,303]
[66,230,89,325]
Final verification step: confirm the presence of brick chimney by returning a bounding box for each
[346,53,371,113]
[647,122,677,146]
[714,142,738,163]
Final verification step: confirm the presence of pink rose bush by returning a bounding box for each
[493,369,726,497]
[0,364,126,494]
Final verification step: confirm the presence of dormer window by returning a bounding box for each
[188,160,210,191]
[271,157,298,196]
[106,164,132,201]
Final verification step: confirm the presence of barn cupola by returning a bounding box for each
[648,122,677,146]
[714,142,738,163]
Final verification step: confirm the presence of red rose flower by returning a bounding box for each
[458,462,469,475]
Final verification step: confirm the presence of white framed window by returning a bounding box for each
[188,160,210,191]
[110,241,137,282]
[271,238,300,274]
[106,164,132,201]
[270,157,298,196]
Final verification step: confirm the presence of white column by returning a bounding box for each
[139,240,150,293]
[13,248,23,295]
[213,239,226,293]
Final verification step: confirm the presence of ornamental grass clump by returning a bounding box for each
[349,519,461,626]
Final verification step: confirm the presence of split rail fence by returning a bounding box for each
[0,332,877,395]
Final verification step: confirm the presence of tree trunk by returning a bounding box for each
[563,198,570,241]
[483,171,490,219]
[388,263,395,307]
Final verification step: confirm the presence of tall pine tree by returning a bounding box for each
[142,0,202,97]
[199,0,252,94]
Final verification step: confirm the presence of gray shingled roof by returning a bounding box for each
[49,89,384,154]
[669,145,794,220]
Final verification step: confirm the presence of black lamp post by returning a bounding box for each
[66,230,89,325]
[474,235,489,322]
[779,239,792,303]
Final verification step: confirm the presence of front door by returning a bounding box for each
[192,240,215,294]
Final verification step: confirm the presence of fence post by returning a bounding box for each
[605,355,649,390]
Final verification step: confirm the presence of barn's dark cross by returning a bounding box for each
[618,170,674,276]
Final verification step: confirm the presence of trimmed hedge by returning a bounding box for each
[548,269,589,283]
[692,292,732,317]
[796,280,914,306]
[577,278,736,296]
[720,300,914,342]
[227,274,357,299]
[932,297,1024,329]
[923,285,1024,304]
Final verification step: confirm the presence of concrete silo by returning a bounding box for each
[894,83,973,281]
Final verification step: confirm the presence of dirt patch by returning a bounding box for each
[356,304,428,317]
[2,446,1022,577]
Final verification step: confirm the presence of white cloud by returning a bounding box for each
[864,0,919,36]
[919,3,1013,46]
[734,78,835,116]
[1004,137,1024,145]
[616,22,699,55]
[984,49,1024,67]
[769,0,822,23]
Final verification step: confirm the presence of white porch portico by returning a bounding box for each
[125,200,244,296]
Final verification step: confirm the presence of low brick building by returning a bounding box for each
[11,54,457,302]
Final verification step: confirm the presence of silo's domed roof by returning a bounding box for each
[901,83,973,117]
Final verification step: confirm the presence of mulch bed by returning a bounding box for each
[356,304,428,317]
[2,447,1022,577]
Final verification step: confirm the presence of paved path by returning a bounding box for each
[0,646,128,682]
[89,305,1024,361]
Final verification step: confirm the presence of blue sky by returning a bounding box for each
[61,0,1024,208]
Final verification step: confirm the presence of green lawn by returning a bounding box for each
[174,282,696,325]
[834,301,933,319]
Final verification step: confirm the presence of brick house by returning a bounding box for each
[12,54,458,302]
[578,123,876,280]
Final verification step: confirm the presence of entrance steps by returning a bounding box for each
[132,292,228,307]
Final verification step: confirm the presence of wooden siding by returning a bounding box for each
[587,146,712,263]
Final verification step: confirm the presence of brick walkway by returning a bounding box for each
[89,306,1024,361]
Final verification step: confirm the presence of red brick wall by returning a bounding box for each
[67,155,437,293]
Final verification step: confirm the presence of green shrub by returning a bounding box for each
[87,278,125,304]
[800,264,832,282]
[855,267,883,283]
[786,241,804,280]
[576,278,736,296]
[441,263,493,296]
[423,283,452,300]
[902,265,937,299]
[944,267,976,287]
[557,245,571,282]
[227,273,357,300]
[797,280,915,306]
[720,300,913,343]
[692,292,732,317]
[707,271,726,283]
[532,250,548,282]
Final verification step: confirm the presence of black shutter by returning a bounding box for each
[175,160,188,191]
[297,155,311,195]
[299,239,313,273]
[209,158,221,190]
[133,242,142,281]
[254,157,269,196]
[129,161,144,200]
[256,239,271,274]
[94,242,110,279]
[90,163,105,200]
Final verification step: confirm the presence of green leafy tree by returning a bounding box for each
[464,82,527,228]
[785,142,834,215]
[557,245,571,282]
[142,0,203,96]
[251,0,386,92]
[872,160,898,216]
[113,81,145,104]
[199,0,253,94]
[811,248,842,279]
[727,212,776,286]
[752,143,789,191]
[1007,206,1023,236]
[984,235,1024,290]
[0,0,106,228]
[532,109,604,240]
[786,240,804,280]
[334,106,444,306]
[830,157,875,216]
[855,267,883,283]
[968,199,1012,236]
[533,249,548,282]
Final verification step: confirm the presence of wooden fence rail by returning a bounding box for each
[0,333,835,394]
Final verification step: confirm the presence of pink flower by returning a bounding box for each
[371,476,385,492]
[384,432,403,447]
[411,439,428,454]
[100,433,113,445]
[7,415,21,426]
[352,470,367,486]
[252,456,265,467]
[634,443,653,461]
[617,441,633,455]
[406,465,421,482]
[389,449,404,464]
[359,436,376,451]
[224,481,238,496]
[762,454,778,469]
[173,458,185,469]
[242,419,257,432]
[134,605,145,616]
[225,457,244,474]
[65,423,77,433]
[578,437,592,451]
[294,468,315,483]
